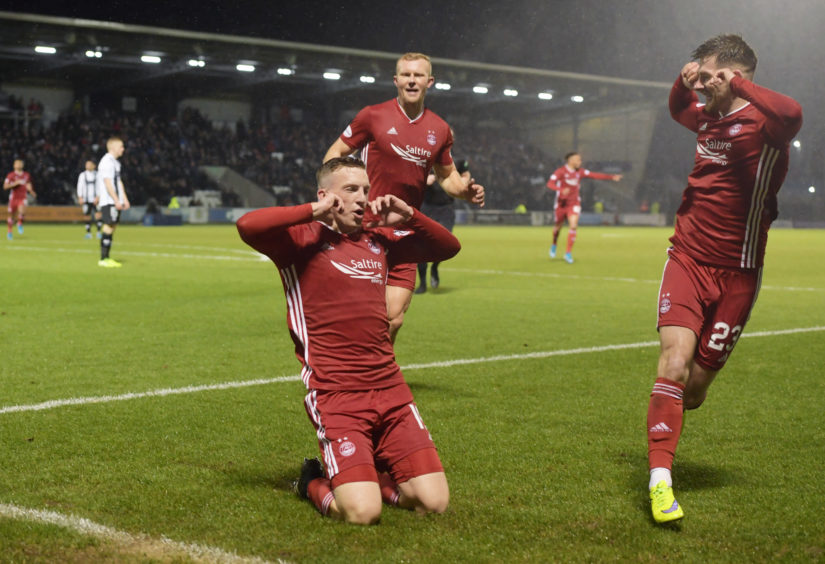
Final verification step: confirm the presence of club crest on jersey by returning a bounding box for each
[728,123,742,136]
[367,238,381,255]
[338,438,356,457]
[426,130,437,146]
[659,294,672,314]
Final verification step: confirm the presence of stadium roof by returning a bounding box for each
[0,11,669,116]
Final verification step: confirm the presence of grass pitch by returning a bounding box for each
[1,223,823,562]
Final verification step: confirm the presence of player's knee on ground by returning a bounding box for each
[337,496,382,525]
[398,472,449,515]
[331,480,383,525]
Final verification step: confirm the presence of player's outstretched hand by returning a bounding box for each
[367,195,413,227]
[466,178,485,207]
[680,61,700,90]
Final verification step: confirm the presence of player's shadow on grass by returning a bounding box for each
[225,465,295,493]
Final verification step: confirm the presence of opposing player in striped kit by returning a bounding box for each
[97,137,130,268]
[77,160,102,239]
[646,34,802,524]
[236,158,459,525]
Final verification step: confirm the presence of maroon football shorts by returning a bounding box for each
[657,247,761,371]
[7,197,25,214]
[554,201,581,224]
[387,262,417,291]
[303,382,442,487]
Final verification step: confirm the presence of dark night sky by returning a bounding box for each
[5,0,825,108]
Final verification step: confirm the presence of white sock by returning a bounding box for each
[649,467,672,489]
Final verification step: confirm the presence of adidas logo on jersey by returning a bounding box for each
[387,126,398,135]
[649,422,673,433]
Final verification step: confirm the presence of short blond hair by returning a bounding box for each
[396,52,432,76]
[106,136,123,151]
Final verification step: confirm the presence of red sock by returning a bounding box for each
[307,477,335,516]
[566,229,577,253]
[378,472,400,506]
[647,377,685,470]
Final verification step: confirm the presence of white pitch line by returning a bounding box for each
[0,503,281,564]
[5,246,822,289]
[16,238,256,255]
[442,267,824,292]
[3,244,262,262]
[2,326,823,416]
[0,376,300,415]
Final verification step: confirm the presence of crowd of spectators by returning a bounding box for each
[0,101,636,214]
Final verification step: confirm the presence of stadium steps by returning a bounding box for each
[200,166,277,208]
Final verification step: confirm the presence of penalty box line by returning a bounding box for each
[0,503,282,564]
[1,326,823,417]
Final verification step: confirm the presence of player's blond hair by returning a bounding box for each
[316,157,366,186]
[396,52,432,76]
[106,136,123,151]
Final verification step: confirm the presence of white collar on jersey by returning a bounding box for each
[396,98,425,123]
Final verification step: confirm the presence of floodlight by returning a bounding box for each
[85,50,102,58]
[435,82,451,90]
[809,186,816,194]
[277,67,295,75]
[503,89,518,97]
[236,64,255,72]
[793,140,801,149]
[571,95,584,103]
[473,85,488,94]
[141,55,161,64]
[359,75,375,84]
[538,92,553,100]
[34,46,56,54]
[323,71,341,80]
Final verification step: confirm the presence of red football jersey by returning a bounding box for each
[338,99,454,211]
[547,165,613,207]
[5,171,32,201]
[236,204,460,391]
[669,76,802,269]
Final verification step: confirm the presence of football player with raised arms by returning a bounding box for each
[546,152,622,263]
[323,52,484,342]
[645,34,802,524]
[236,157,459,525]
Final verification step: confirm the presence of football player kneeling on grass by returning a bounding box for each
[237,157,459,524]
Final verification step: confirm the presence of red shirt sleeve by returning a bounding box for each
[435,126,455,167]
[236,203,314,262]
[546,167,564,190]
[383,210,461,266]
[729,76,803,144]
[340,106,373,150]
[582,170,614,181]
[669,76,701,132]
